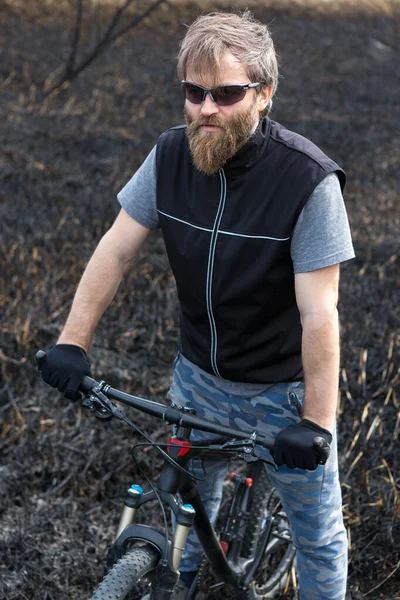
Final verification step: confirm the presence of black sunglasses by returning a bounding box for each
[181,80,260,106]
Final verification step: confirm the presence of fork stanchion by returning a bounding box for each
[115,484,143,541]
[171,504,196,571]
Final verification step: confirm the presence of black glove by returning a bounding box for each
[272,419,332,470]
[40,344,91,400]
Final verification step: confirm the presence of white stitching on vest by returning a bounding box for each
[157,210,290,241]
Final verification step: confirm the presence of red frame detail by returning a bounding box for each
[167,437,192,457]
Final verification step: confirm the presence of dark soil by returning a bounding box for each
[0,1,399,599]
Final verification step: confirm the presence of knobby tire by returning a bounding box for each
[89,545,160,600]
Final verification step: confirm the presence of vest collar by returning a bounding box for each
[223,117,271,175]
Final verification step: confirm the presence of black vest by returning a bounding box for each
[156,117,345,383]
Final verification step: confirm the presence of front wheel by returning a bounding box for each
[89,545,160,600]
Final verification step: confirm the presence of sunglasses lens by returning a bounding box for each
[214,86,247,106]
[183,83,204,104]
[182,83,249,106]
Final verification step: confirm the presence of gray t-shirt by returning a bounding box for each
[118,144,355,391]
[118,145,355,273]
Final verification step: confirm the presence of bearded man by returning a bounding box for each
[40,11,354,600]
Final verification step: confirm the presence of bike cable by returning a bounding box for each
[119,413,203,479]
[86,387,213,480]
[131,441,211,482]
[130,449,169,555]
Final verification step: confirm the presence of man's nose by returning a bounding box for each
[200,92,219,116]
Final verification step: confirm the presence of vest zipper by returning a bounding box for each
[206,168,227,377]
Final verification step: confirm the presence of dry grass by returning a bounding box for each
[6,0,400,18]
[1,0,399,598]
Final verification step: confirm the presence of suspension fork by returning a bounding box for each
[110,480,197,599]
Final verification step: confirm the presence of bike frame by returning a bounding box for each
[107,423,279,600]
[33,351,330,600]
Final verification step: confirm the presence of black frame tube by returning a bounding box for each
[178,479,244,584]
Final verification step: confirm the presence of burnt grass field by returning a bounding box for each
[0,0,399,598]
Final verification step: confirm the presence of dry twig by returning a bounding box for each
[363,559,400,596]
[46,0,170,93]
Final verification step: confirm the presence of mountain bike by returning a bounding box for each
[35,350,330,600]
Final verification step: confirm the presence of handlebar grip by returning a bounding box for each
[35,349,47,368]
[34,349,96,395]
[259,437,273,451]
[80,376,97,393]
[313,436,330,465]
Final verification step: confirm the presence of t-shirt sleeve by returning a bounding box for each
[117,145,159,229]
[291,172,355,273]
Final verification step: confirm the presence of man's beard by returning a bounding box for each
[184,102,259,176]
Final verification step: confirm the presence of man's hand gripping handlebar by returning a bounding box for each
[35,350,330,469]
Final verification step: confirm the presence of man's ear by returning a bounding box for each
[257,86,273,113]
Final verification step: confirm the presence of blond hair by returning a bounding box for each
[177,11,279,115]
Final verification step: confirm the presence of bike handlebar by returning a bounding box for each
[35,350,331,464]
[34,350,271,448]
[83,374,274,450]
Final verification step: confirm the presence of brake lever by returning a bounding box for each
[220,438,255,451]
[82,382,126,422]
[214,435,278,470]
[81,393,113,421]
[240,453,278,471]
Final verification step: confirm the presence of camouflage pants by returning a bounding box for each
[168,353,348,600]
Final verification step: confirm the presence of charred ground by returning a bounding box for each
[0,1,399,599]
